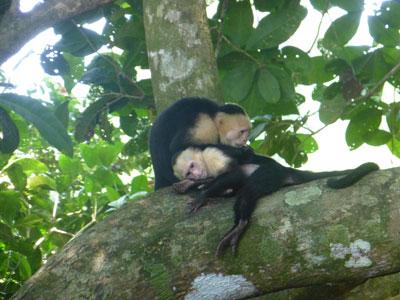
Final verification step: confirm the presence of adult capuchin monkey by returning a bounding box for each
[149,97,251,190]
[171,144,379,258]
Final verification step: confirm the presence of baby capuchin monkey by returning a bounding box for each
[171,145,379,258]
[150,97,251,190]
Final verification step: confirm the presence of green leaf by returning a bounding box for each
[0,93,73,157]
[364,130,391,146]
[55,174,72,194]
[80,67,114,85]
[240,85,267,118]
[246,1,307,50]
[310,0,329,12]
[332,0,364,12]
[221,63,257,102]
[0,191,21,224]
[15,214,44,227]
[17,255,32,280]
[6,163,27,191]
[28,175,56,190]
[279,135,308,167]
[386,102,400,139]
[75,97,111,142]
[0,222,13,242]
[368,15,400,47]
[257,68,280,104]
[40,46,70,76]
[223,0,253,46]
[106,186,120,201]
[59,154,81,178]
[325,58,351,75]
[84,176,99,194]
[92,168,115,187]
[98,145,119,167]
[319,94,347,125]
[131,175,149,194]
[11,158,49,176]
[55,27,104,57]
[120,111,138,137]
[298,56,335,85]
[387,137,400,158]
[281,46,312,74]
[297,134,319,154]
[346,108,382,150]
[254,0,287,12]
[62,53,85,93]
[353,48,395,87]
[79,144,98,168]
[323,12,362,47]
[54,101,70,129]
[265,65,299,115]
[0,106,19,154]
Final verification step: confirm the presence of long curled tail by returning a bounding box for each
[327,162,379,189]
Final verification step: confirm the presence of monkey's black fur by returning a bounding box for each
[173,144,379,257]
[150,97,247,190]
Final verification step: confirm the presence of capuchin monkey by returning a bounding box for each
[171,145,379,258]
[149,97,251,190]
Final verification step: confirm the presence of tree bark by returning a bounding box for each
[143,0,222,112]
[11,167,400,300]
[0,0,115,65]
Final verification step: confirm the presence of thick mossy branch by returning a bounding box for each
[11,167,400,300]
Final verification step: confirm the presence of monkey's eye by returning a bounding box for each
[189,162,194,169]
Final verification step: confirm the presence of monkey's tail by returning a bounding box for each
[326,162,379,189]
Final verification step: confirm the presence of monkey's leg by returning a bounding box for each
[216,219,248,258]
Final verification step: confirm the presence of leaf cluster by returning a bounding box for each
[214,0,400,166]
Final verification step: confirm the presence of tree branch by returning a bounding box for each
[0,0,115,65]
[11,167,400,299]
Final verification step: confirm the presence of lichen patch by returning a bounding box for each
[284,187,322,206]
[330,239,372,268]
[185,273,257,300]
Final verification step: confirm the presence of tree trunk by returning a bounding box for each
[11,167,400,300]
[143,0,222,112]
[0,0,115,65]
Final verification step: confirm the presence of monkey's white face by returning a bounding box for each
[184,160,207,180]
[216,114,251,147]
[224,128,249,147]
[173,148,208,180]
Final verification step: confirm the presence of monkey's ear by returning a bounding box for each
[214,113,226,129]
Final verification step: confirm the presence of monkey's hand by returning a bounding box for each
[216,219,248,258]
[173,179,196,194]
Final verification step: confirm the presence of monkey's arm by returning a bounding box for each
[188,168,246,213]
[173,178,214,194]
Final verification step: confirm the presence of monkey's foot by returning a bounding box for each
[216,219,248,258]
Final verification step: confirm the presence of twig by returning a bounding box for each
[222,35,264,67]
[214,0,229,58]
[290,60,400,165]
[71,20,145,98]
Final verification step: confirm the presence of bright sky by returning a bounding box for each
[1,0,399,171]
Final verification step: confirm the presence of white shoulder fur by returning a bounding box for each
[202,147,232,177]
